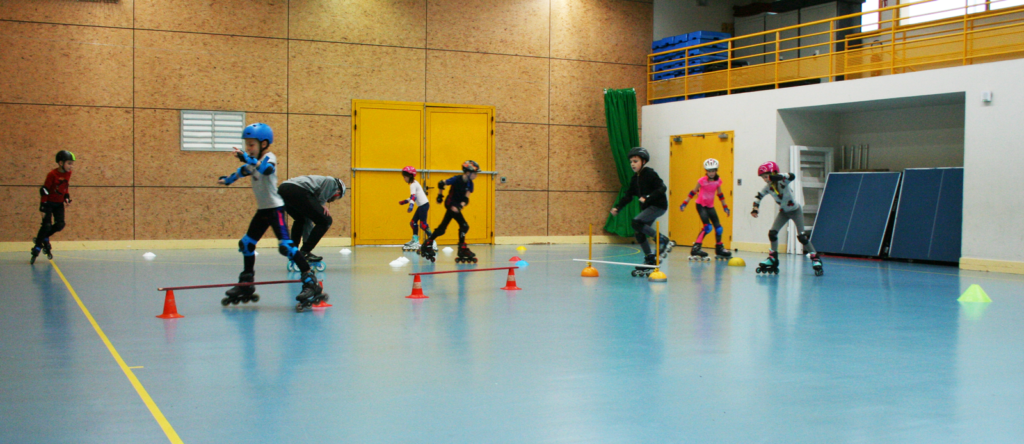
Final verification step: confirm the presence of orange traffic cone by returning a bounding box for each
[501,268,522,290]
[313,280,332,308]
[156,290,184,319]
[406,275,429,299]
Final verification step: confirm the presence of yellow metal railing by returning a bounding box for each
[647,0,1024,104]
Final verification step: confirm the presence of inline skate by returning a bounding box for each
[632,254,658,277]
[755,251,780,275]
[715,243,732,261]
[455,244,478,264]
[295,271,329,312]
[810,253,824,276]
[222,271,260,306]
[688,244,710,262]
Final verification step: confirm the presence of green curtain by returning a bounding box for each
[603,88,640,237]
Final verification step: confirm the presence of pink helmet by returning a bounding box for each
[758,161,780,176]
[401,166,417,175]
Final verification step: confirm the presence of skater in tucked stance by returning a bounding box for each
[399,166,433,251]
[679,158,732,261]
[31,150,76,264]
[610,147,674,276]
[751,161,823,276]
[217,123,326,310]
[278,174,346,271]
[418,160,479,263]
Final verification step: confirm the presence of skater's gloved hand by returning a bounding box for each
[750,208,759,218]
[64,194,72,206]
[399,199,409,205]
[679,203,687,212]
[407,203,414,213]
[723,206,730,217]
[39,202,47,213]
[436,193,444,204]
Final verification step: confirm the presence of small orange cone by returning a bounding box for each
[156,290,184,319]
[509,256,521,262]
[406,275,429,299]
[313,281,332,307]
[501,268,522,290]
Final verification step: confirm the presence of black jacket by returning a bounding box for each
[615,166,668,211]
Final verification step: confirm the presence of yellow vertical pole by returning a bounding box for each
[890,7,897,75]
[649,221,668,282]
[726,39,732,95]
[962,5,969,66]
[582,223,599,277]
[829,20,835,82]
[774,31,780,89]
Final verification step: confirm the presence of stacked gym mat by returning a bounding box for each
[888,168,963,263]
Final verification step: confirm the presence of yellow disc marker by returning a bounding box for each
[728,257,746,267]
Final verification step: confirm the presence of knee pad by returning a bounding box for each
[41,220,52,232]
[278,239,298,258]
[238,235,257,257]
[703,224,713,234]
[798,233,810,245]
[52,221,65,233]
[410,220,418,229]
[419,221,429,231]
[768,230,779,242]
[715,226,723,236]
[458,221,469,233]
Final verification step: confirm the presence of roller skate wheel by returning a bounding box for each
[46,253,53,260]
[471,258,478,263]
[231,298,240,305]
[631,270,639,277]
[316,262,326,271]
[322,293,330,302]
[295,302,306,312]
[221,297,231,306]
[815,269,823,276]
[252,294,260,302]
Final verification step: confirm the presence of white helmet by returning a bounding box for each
[703,158,719,170]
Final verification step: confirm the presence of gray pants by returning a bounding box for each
[770,209,816,254]
[633,206,669,256]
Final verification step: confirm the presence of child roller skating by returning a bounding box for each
[31,150,75,264]
[294,270,329,312]
[610,147,674,276]
[399,166,434,252]
[218,123,322,306]
[419,160,480,263]
[751,161,824,276]
[278,174,346,272]
[679,158,732,262]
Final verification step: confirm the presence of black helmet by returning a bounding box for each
[627,147,649,163]
[462,160,481,173]
[56,150,76,163]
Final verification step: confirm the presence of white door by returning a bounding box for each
[788,145,834,255]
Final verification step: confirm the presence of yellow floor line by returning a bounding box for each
[50,259,183,444]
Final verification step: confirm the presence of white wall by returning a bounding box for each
[654,0,746,40]
[837,104,965,171]
[641,59,1024,264]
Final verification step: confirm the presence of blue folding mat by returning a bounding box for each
[810,172,902,257]
[888,168,963,263]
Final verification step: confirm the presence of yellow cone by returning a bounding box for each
[958,284,991,303]
[728,257,746,267]
[516,246,526,252]
[648,269,667,282]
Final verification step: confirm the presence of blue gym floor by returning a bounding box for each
[2,245,1023,443]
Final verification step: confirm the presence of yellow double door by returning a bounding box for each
[352,100,494,246]
[668,132,734,249]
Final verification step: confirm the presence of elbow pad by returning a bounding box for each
[39,186,50,197]
[255,156,275,175]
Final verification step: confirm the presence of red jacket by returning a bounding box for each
[41,168,72,203]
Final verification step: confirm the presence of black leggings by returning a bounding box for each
[242,208,309,274]
[35,202,66,244]
[278,183,333,252]
[427,207,468,245]
[695,204,722,244]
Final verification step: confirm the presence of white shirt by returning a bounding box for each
[410,181,429,206]
[246,152,284,210]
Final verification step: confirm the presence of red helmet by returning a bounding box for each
[401,166,417,175]
[758,161,780,176]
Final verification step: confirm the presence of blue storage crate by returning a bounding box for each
[687,44,728,57]
[652,35,687,51]
[686,31,731,42]
[652,70,685,81]
[687,54,727,66]
[653,59,686,72]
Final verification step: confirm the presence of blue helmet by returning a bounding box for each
[242,123,273,146]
